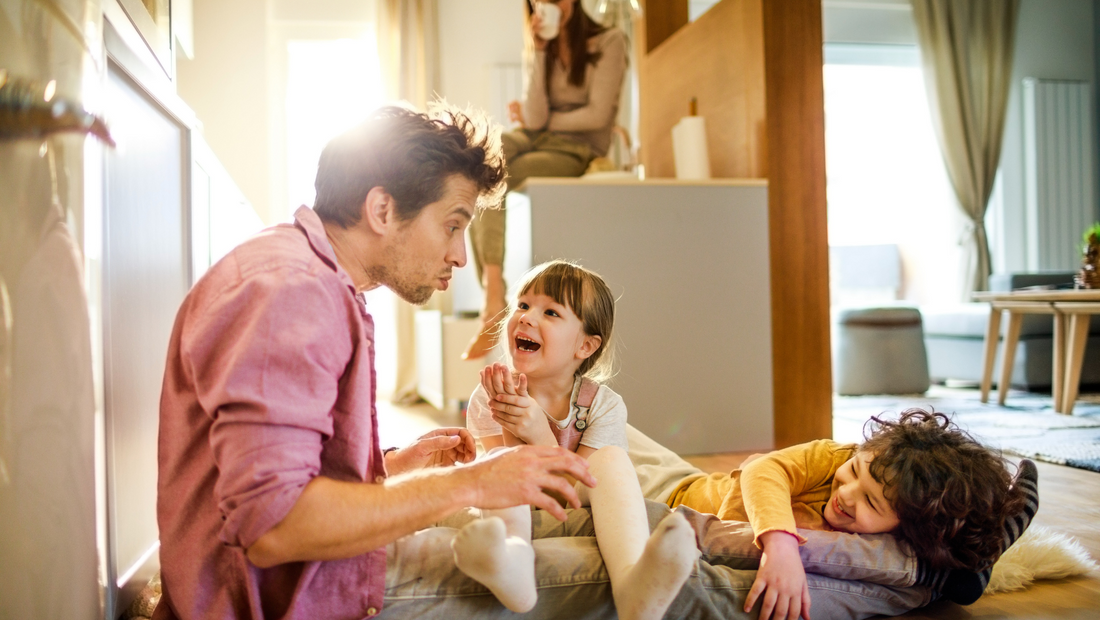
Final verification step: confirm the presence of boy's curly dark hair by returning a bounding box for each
[861,408,1026,571]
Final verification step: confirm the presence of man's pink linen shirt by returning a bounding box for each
[156,206,387,619]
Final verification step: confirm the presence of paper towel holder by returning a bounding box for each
[672,98,711,180]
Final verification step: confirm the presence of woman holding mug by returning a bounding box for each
[464,0,628,360]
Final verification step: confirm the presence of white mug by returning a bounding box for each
[535,2,562,40]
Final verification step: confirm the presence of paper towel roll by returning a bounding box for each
[672,116,711,180]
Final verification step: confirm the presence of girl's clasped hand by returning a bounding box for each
[480,363,557,447]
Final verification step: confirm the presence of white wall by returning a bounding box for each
[996,0,1097,273]
[436,0,524,121]
[176,0,273,222]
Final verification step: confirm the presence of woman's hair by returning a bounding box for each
[504,260,616,381]
[314,103,506,227]
[859,409,1026,571]
[526,1,609,87]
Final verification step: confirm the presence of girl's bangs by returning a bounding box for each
[522,264,587,318]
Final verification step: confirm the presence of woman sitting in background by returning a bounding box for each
[464,0,628,360]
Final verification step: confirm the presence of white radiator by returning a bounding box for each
[488,63,523,128]
[1023,78,1097,271]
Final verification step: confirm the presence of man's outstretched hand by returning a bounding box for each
[385,428,476,475]
[464,444,596,521]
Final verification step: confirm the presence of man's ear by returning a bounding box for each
[576,334,602,360]
[362,186,397,234]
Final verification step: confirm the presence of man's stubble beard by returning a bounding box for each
[366,262,435,306]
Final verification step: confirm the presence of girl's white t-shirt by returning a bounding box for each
[466,376,629,451]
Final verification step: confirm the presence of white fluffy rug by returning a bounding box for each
[987,525,1099,593]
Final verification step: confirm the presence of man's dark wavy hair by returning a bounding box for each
[861,408,1026,571]
[313,103,506,227]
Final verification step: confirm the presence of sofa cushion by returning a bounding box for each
[989,272,1076,292]
[922,303,1064,338]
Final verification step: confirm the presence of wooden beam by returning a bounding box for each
[762,0,833,446]
[639,0,767,178]
[643,0,688,52]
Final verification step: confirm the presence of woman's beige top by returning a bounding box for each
[522,28,628,157]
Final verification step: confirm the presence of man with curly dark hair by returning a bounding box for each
[667,408,1038,619]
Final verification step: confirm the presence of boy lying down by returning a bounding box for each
[640,408,1039,619]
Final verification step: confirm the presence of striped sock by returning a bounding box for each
[917,459,1039,604]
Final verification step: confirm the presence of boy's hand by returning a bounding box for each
[747,531,811,620]
[490,369,557,447]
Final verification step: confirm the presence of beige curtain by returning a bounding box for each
[377,0,443,404]
[911,0,1019,294]
[377,0,440,109]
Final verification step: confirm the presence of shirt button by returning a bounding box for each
[374,475,385,484]
[366,607,378,616]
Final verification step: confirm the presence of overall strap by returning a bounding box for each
[576,377,599,408]
[548,377,600,452]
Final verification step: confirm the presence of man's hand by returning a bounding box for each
[385,428,476,475]
[746,531,811,620]
[485,366,557,446]
[463,444,595,521]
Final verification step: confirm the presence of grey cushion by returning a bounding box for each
[989,271,1076,292]
[923,303,1100,339]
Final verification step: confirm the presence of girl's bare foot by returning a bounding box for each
[462,266,507,360]
[461,303,506,360]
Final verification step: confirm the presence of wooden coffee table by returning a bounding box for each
[973,289,1100,414]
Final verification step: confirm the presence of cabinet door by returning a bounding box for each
[102,60,188,609]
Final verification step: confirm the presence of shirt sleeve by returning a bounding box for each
[740,440,846,548]
[522,50,550,130]
[466,383,503,439]
[577,385,629,451]
[181,266,354,549]
[546,29,628,133]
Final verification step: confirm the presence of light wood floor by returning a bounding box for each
[380,398,1100,618]
[685,453,1100,619]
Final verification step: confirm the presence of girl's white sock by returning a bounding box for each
[451,516,538,612]
[612,511,700,620]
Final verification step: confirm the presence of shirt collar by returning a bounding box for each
[293,205,359,296]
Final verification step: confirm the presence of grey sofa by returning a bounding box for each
[922,272,1100,391]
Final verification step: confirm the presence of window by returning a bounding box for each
[281,29,397,395]
[824,44,970,305]
[285,35,385,216]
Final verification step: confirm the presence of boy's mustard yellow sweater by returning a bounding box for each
[667,439,856,547]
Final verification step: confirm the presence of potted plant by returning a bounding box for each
[1075,223,1100,289]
